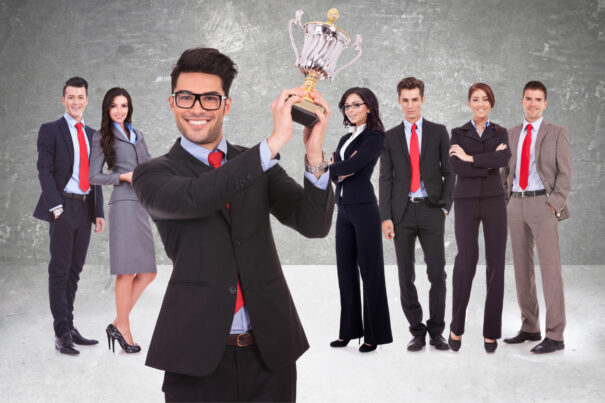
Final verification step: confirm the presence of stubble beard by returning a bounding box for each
[177,117,223,147]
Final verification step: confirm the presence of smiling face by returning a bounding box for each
[522,88,548,123]
[343,93,369,126]
[62,86,88,121]
[169,72,231,150]
[398,88,425,123]
[109,95,129,126]
[468,89,492,122]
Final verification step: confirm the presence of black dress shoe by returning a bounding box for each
[329,339,350,348]
[359,343,377,353]
[55,334,79,355]
[70,328,99,345]
[530,338,564,354]
[484,340,498,353]
[448,334,461,352]
[407,335,426,351]
[429,334,449,350]
[503,331,541,344]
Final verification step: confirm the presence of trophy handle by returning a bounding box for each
[331,35,363,81]
[288,10,304,66]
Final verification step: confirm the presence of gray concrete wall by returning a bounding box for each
[1,0,603,266]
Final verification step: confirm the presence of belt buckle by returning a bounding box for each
[521,190,526,198]
[410,197,417,204]
[236,332,249,347]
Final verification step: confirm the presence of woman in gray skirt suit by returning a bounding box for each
[89,87,156,353]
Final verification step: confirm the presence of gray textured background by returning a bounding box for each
[1,0,603,266]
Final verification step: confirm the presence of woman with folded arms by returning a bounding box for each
[328,87,392,353]
[89,87,156,353]
[448,83,511,353]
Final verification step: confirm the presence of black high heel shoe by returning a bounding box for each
[484,339,498,353]
[330,338,350,347]
[106,324,141,354]
[448,333,462,352]
[359,343,377,353]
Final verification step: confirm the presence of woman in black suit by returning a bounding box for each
[448,83,511,353]
[329,87,392,353]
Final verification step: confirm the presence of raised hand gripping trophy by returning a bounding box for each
[288,8,363,127]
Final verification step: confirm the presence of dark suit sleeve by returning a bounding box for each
[267,165,334,238]
[36,123,62,209]
[472,128,512,169]
[449,129,489,178]
[438,126,454,211]
[378,134,394,221]
[329,132,384,178]
[133,143,265,220]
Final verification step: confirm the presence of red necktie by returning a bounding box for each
[519,123,533,190]
[75,122,90,192]
[409,123,421,192]
[208,150,245,314]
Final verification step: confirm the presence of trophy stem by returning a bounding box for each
[302,73,319,102]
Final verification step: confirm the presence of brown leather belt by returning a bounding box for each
[227,332,255,347]
[511,190,546,198]
[63,191,89,202]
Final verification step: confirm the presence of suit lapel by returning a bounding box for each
[534,121,549,166]
[395,123,410,165]
[59,117,74,166]
[112,126,131,144]
[419,120,428,161]
[335,132,353,162]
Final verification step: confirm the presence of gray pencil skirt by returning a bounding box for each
[108,200,157,275]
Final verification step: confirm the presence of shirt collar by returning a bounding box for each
[523,117,543,132]
[180,135,228,165]
[403,117,423,132]
[112,121,134,136]
[348,123,367,136]
[63,112,85,129]
[471,119,490,131]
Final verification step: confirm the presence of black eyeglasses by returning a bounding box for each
[342,102,366,111]
[171,91,228,110]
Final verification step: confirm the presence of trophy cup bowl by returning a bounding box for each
[288,8,363,127]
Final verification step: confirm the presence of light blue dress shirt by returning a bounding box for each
[512,117,546,192]
[63,112,91,195]
[403,117,429,198]
[113,121,137,144]
[471,119,490,136]
[180,135,329,333]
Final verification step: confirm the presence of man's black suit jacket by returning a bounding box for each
[330,129,384,205]
[379,119,454,224]
[133,139,334,377]
[33,117,104,222]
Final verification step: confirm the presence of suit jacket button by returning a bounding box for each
[228,286,237,294]
[232,240,241,246]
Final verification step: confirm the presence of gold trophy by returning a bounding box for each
[288,8,363,127]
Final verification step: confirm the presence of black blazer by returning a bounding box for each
[133,139,334,377]
[450,121,512,199]
[379,119,454,224]
[33,117,104,222]
[329,128,384,205]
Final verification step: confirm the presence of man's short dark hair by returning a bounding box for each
[63,77,88,96]
[523,80,548,100]
[171,47,238,96]
[397,77,425,98]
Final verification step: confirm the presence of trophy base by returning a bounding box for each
[292,99,325,128]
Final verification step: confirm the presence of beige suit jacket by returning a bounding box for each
[501,120,572,220]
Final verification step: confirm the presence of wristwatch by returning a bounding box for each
[53,207,64,219]
[304,152,328,174]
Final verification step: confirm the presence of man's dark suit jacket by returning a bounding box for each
[133,139,334,378]
[449,121,511,199]
[33,117,104,222]
[379,119,454,224]
[330,129,384,205]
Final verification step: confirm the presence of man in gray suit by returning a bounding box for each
[502,81,572,354]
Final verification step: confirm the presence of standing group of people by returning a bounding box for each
[329,77,572,357]
[33,46,571,401]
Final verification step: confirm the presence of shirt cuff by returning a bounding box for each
[304,169,330,190]
[49,204,63,212]
[259,140,279,172]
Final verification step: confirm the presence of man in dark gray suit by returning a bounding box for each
[133,47,334,402]
[379,77,454,352]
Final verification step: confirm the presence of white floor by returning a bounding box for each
[1,264,603,402]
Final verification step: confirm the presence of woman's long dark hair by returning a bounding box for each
[100,87,133,170]
[338,87,384,132]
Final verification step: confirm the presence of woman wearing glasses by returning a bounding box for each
[89,87,156,353]
[448,83,511,353]
[328,87,392,353]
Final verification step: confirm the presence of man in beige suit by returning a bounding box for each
[502,81,572,353]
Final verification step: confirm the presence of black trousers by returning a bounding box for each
[163,345,296,402]
[393,202,446,337]
[48,197,92,336]
[335,202,392,345]
[450,196,507,339]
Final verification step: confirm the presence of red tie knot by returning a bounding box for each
[411,123,417,132]
[75,122,83,130]
[208,150,224,169]
[526,123,533,133]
